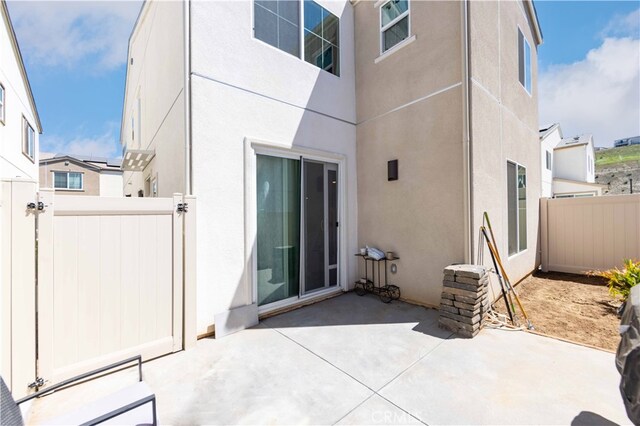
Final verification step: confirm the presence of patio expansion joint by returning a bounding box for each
[266,325,432,425]
[375,330,455,393]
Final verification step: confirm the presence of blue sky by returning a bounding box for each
[6,1,640,155]
[535,1,639,146]
[536,1,639,68]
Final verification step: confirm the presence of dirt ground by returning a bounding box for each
[494,271,621,352]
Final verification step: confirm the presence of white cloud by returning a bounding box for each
[539,10,640,147]
[600,8,640,39]
[41,122,122,158]
[6,0,142,71]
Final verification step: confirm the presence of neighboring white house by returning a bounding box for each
[539,123,561,198]
[540,124,607,198]
[0,0,42,181]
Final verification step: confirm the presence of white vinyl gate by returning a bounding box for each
[1,180,38,399]
[36,190,196,385]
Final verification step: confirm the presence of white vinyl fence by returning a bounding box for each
[1,182,196,398]
[541,194,640,274]
[1,180,37,399]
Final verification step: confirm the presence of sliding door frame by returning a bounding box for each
[301,159,339,296]
[245,138,347,315]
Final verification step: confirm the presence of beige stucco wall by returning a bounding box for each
[355,1,465,307]
[469,0,541,287]
[122,0,185,198]
[39,160,101,196]
[355,1,462,123]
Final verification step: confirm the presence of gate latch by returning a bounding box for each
[28,377,45,390]
[26,202,44,211]
[177,203,188,213]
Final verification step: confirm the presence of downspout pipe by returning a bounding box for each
[184,0,193,195]
[461,0,473,264]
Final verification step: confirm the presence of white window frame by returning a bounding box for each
[507,160,527,257]
[518,27,532,95]
[53,171,84,191]
[0,83,5,125]
[379,0,411,55]
[244,137,347,316]
[22,116,35,162]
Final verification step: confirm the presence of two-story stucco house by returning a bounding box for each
[39,154,124,197]
[121,0,542,337]
[0,0,42,182]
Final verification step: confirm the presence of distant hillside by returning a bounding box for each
[595,145,640,195]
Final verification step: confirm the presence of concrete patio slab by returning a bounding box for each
[29,324,373,425]
[263,293,453,390]
[26,292,630,425]
[378,327,629,425]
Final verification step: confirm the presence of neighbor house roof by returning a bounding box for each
[1,0,42,133]
[554,134,593,151]
[539,123,562,142]
[39,153,123,172]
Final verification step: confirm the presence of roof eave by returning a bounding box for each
[525,0,543,46]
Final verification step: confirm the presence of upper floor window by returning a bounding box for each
[545,151,551,170]
[304,0,339,75]
[380,0,410,53]
[0,83,5,125]
[254,0,300,57]
[507,161,527,256]
[54,171,83,190]
[253,0,340,76]
[22,117,35,161]
[518,29,531,94]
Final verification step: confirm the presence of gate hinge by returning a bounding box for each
[28,377,45,390]
[26,202,44,211]
[177,203,188,213]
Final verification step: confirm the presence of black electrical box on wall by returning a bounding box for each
[388,159,398,181]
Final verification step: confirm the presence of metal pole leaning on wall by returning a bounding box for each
[480,226,514,324]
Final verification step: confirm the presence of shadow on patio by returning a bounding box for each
[27,292,629,425]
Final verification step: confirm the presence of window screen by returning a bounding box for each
[255,0,300,57]
[518,29,532,93]
[507,161,527,255]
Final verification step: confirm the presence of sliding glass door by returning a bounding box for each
[256,154,339,307]
[256,155,301,306]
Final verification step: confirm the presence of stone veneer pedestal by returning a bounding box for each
[438,264,489,338]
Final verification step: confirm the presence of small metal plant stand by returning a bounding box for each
[354,253,401,303]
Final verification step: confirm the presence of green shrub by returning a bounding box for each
[590,259,640,301]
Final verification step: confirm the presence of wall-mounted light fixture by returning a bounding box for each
[388,159,398,181]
